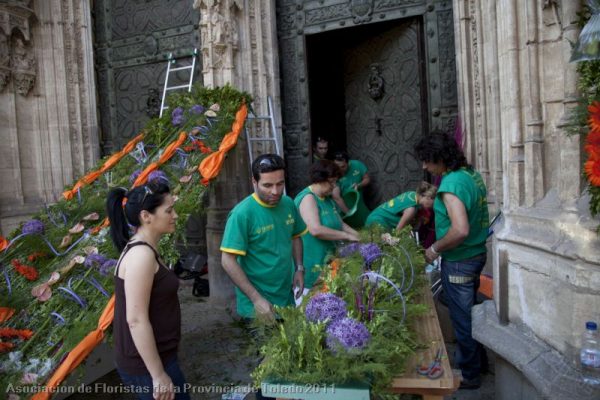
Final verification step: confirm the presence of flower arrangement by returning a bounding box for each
[0,84,252,395]
[252,226,428,395]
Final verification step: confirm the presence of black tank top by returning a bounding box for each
[113,241,181,375]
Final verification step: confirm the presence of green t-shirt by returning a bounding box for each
[294,187,343,288]
[337,160,370,228]
[366,191,418,230]
[434,168,489,261]
[337,160,368,194]
[220,193,307,318]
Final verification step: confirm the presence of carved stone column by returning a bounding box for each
[0,0,99,234]
[193,0,281,306]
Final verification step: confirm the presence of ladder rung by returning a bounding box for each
[246,116,271,120]
[249,137,277,142]
[169,65,194,72]
[165,85,190,91]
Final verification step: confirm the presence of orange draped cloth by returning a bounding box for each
[63,134,145,200]
[31,296,115,400]
[199,103,248,185]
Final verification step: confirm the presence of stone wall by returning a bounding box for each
[453,0,600,396]
[0,0,99,235]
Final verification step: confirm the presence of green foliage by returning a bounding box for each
[0,84,250,393]
[252,227,429,396]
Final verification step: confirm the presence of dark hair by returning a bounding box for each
[309,160,341,183]
[332,150,349,163]
[314,137,328,146]
[413,132,469,171]
[106,181,171,252]
[252,153,285,181]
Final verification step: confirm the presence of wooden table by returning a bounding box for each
[262,286,459,400]
[389,285,460,399]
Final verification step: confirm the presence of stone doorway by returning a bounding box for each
[306,18,427,208]
[276,0,458,196]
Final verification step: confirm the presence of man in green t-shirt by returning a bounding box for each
[415,133,489,390]
[221,154,307,321]
[331,150,371,228]
[312,137,329,162]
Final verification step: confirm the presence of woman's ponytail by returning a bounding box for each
[106,187,130,252]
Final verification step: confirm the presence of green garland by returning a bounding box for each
[0,84,251,394]
[252,226,428,396]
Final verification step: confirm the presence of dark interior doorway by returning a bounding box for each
[305,18,428,208]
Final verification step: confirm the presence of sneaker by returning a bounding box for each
[459,376,481,390]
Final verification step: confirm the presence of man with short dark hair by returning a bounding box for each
[313,137,329,162]
[220,154,307,321]
[414,132,489,390]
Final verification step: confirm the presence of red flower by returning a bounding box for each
[11,259,39,281]
[588,101,600,133]
[585,158,600,187]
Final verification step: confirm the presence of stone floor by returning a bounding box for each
[70,281,495,400]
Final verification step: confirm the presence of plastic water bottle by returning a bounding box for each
[580,321,600,386]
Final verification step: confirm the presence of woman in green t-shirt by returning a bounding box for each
[366,181,437,231]
[294,160,360,297]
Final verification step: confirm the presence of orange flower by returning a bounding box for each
[588,101,600,133]
[0,327,33,340]
[11,259,39,281]
[0,342,14,353]
[585,158,600,186]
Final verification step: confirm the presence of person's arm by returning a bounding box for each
[221,252,274,320]
[341,222,360,240]
[123,247,174,400]
[356,172,371,190]
[395,206,417,231]
[299,195,358,241]
[424,193,469,263]
[331,185,349,214]
[292,236,304,297]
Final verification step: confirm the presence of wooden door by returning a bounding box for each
[343,18,426,209]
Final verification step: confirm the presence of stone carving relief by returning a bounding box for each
[196,0,241,72]
[368,63,384,100]
[350,0,373,24]
[0,2,36,96]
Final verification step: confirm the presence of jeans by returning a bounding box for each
[441,253,486,381]
[117,357,190,400]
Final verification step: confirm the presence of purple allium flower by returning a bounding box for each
[359,243,383,266]
[305,293,347,323]
[339,242,360,258]
[189,104,205,115]
[129,169,142,184]
[22,219,44,235]
[148,170,169,184]
[99,259,117,276]
[171,107,184,117]
[172,114,185,126]
[326,317,371,353]
[84,253,107,269]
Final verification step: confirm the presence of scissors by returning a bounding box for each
[417,347,444,379]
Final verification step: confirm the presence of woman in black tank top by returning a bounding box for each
[106,181,189,400]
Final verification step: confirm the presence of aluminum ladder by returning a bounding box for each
[245,96,284,165]
[159,48,198,117]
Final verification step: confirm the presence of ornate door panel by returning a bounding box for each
[344,19,424,208]
[276,0,457,196]
[94,0,200,153]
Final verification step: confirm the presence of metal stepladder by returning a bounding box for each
[159,48,198,118]
[245,96,284,166]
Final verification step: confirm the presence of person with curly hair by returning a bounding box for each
[414,132,489,390]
